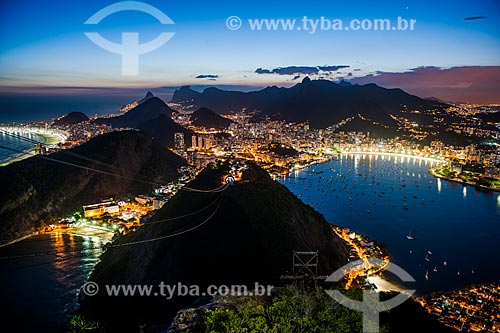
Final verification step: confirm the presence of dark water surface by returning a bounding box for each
[0,233,104,332]
[279,153,500,295]
[1,153,499,331]
[0,131,47,163]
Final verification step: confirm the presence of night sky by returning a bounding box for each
[0,0,499,102]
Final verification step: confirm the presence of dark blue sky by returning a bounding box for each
[0,0,499,92]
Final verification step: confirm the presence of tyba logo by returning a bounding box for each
[84,1,175,75]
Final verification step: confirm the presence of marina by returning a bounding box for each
[280,153,500,295]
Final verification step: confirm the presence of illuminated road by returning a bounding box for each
[333,226,389,289]
[0,126,68,165]
[340,151,446,164]
[0,126,68,146]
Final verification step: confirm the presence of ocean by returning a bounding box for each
[0,233,105,332]
[0,94,132,124]
[0,94,135,162]
[1,153,499,330]
[0,131,46,163]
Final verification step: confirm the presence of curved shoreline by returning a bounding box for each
[343,152,500,192]
[0,232,40,248]
[278,151,446,178]
[0,128,66,166]
[429,167,500,193]
[287,152,495,295]
[340,151,445,163]
[0,226,114,249]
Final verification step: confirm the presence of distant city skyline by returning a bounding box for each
[0,0,499,103]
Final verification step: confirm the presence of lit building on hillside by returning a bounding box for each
[174,132,185,152]
[82,200,120,218]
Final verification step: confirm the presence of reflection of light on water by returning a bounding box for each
[83,235,91,247]
[53,233,70,284]
[280,155,499,295]
[463,186,467,198]
[51,233,105,287]
[354,155,359,173]
[54,232,64,255]
[69,233,75,249]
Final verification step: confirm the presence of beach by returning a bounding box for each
[0,130,64,166]
[367,275,404,293]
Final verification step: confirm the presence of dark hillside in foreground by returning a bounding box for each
[81,161,349,327]
[0,131,186,240]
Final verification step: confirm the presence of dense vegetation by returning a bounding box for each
[81,161,349,328]
[0,131,186,240]
[204,285,365,333]
[435,165,500,189]
[69,284,453,332]
[203,285,455,333]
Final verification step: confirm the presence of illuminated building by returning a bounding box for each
[153,196,169,210]
[174,132,185,152]
[82,200,120,218]
[191,134,214,149]
[135,195,155,205]
[34,143,47,155]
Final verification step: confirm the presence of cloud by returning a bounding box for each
[268,66,319,75]
[255,68,273,74]
[318,65,350,72]
[255,65,350,76]
[350,66,500,104]
[195,74,219,79]
[464,16,487,21]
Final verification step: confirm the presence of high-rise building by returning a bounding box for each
[34,143,46,155]
[204,135,213,149]
[190,134,214,149]
[174,133,185,152]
